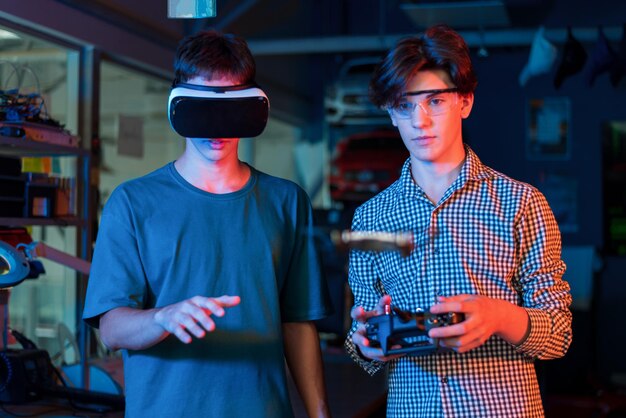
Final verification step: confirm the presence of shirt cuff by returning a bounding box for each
[344,336,385,376]
[513,307,551,358]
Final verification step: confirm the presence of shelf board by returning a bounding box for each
[0,217,86,227]
[0,135,88,157]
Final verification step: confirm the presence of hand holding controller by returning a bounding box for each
[365,305,465,356]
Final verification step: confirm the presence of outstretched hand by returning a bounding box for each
[154,295,241,344]
[350,295,404,362]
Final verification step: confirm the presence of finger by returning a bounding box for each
[352,325,406,362]
[358,345,387,360]
[356,341,405,362]
[213,295,241,307]
[428,322,467,339]
[353,336,387,361]
[433,294,481,312]
[190,309,217,332]
[456,326,490,351]
[350,306,381,323]
[192,297,227,317]
[429,300,465,315]
[171,325,193,344]
[176,303,217,333]
[180,314,209,338]
[351,327,371,348]
[440,335,483,353]
[456,335,487,353]
[190,296,240,316]
[375,295,392,314]
[204,299,226,317]
[438,327,486,352]
[350,305,366,321]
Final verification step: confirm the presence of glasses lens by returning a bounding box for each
[424,92,457,116]
[391,101,414,118]
[391,90,458,119]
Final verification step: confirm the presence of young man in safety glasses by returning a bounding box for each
[346,24,572,418]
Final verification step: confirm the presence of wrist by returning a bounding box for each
[493,298,508,337]
[494,300,530,345]
[151,308,168,334]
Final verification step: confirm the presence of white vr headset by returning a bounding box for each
[168,82,270,138]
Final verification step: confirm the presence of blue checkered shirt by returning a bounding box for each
[345,146,572,418]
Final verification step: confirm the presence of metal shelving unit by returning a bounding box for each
[0,134,90,228]
[0,135,87,155]
[0,132,92,387]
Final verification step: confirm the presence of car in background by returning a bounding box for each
[324,57,388,125]
[329,129,407,203]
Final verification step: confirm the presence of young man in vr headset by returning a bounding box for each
[83,30,333,418]
[345,25,572,417]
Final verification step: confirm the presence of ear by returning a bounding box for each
[460,93,474,119]
[387,108,398,127]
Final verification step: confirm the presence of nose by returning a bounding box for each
[410,103,431,128]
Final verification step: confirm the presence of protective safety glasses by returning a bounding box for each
[388,88,459,119]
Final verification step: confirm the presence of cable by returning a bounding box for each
[0,402,40,417]
[0,351,13,394]
[0,60,21,91]
[0,401,69,417]
[2,302,8,351]
[8,330,36,350]
[15,65,42,98]
[1,329,119,415]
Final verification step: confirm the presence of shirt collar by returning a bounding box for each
[397,145,493,197]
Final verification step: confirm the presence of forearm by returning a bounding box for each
[100,307,168,351]
[282,321,331,418]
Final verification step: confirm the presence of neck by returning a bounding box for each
[410,148,466,204]
[174,153,251,194]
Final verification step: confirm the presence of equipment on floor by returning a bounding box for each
[0,329,124,411]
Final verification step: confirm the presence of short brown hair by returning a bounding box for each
[174,30,256,85]
[370,24,477,108]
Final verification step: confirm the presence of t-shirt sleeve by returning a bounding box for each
[279,187,334,322]
[82,188,148,328]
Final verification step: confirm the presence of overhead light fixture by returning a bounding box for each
[168,0,216,18]
[400,1,510,29]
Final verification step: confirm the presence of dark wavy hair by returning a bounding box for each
[369,24,478,108]
[173,30,256,85]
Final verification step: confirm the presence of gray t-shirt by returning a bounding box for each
[83,162,333,418]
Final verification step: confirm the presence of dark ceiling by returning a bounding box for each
[197,0,623,136]
[5,0,623,138]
